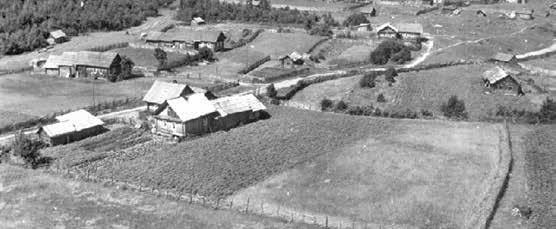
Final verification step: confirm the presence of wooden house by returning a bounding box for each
[47,30,68,45]
[482,66,523,94]
[37,110,105,146]
[145,29,227,52]
[210,94,267,131]
[395,23,423,40]
[143,80,215,112]
[279,55,294,68]
[376,23,399,39]
[491,53,518,65]
[43,51,122,79]
[354,23,372,32]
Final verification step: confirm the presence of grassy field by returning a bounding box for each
[327,45,372,66]
[290,74,361,110]
[0,111,38,129]
[114,47,189,68]
[228,118,503,228]
[248,32,325,58]
[0,164,316,229]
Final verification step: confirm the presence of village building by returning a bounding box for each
[441,5,458,14]
[354,23,372,32]
[191,17,206,26]
[43,51,122,79]
[47,30,68,45]
[143,80,215,112]
[515,10,534,20]
[491,53,518,64]
[359,6,377,17]
[145,29,227,52]
[151,93,266,138]
[37,110,105,146]
[279,51,305,68]
[279,55,294,68]
[507,0,527,4]
[376,23,399,39]
[482,66,523,95]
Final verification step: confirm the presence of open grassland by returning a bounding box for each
[114,47,189,68]
[0,110,38,129]
[52,107,383,198]
[290,74,361,110]
[229,118,503,228]
[248,32,325,58]
[271,0,353,12]
[0,165,316,229]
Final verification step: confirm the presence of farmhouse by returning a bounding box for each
[145,29,227,52]
[47,30,68,45]
[43,51,122,79]
[491,53,518,64]
[151,93,266,137]
[376,23,399,39]
[37,110,105,146]
[143,80,215,112]
[482,66,523,95]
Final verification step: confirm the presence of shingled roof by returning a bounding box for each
[164,94,218,122]
[483,66,510,84]
[43,51,120,69]
[40,109,104,137]
[143,80,193,105]
[212,94,266,117]
[50,30,67,39]
[145,29,225,43]
[395,23,423,34]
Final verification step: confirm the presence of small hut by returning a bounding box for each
[482,66,523,95]
[491,53,518,65]
[47,30,68,45]
[37,110,105,146]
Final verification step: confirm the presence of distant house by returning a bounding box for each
[482,66,523,95]
[37,110,105,146]
[441,5,458,14]
[43,51,122,79]
[515,10,534,20]
[151,93,266,138]
[47,30,68,45]
[143,80,215,112]
[191,17,206,26]
[279,55,294,68]
[491,53,518,64]
[354,23,372,32]
[376,23,399,39]
[507,0,527,4]
[476,10,487,17]
[145,29,227,52]
[359,6,377,17]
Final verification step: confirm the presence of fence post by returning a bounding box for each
[245,198,250,213]
[325,216,329,229]
[230,199,233,209]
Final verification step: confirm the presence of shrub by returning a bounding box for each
[377,93,386,103]
[390,48,411,64]
[335,100,348,111]
[266,84,277,98]
[421,109,433,117]
[11,132,46,167]
[321,98,334,111]
[385,67,397,83]
[440,96,468,119]
[198,47,214,61]
[359,72,378,88]
[370,39,408,65]
[538,98,556,123]
[343,13,370,27]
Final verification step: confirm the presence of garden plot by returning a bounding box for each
[229,119,504,229]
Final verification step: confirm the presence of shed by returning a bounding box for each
[515,10,534,20]
[37,109,105,146]
[395,23,423,39]
[491,53,517,64]
[354,23,372,32]
[477,10,487,17]
[47,30,68,45]
[191,17,206,26]
[211,94,266,130]
[482,66,522,94]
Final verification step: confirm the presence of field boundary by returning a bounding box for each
[467,121,513,229]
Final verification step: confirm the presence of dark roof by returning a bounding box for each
[492,53,516,62]
[44,51,120,69]
[145,29,226,43]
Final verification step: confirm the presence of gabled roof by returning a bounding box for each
[212,94,266,117]
[483,66,511,84]
[145,29,226,43]
[43,51,120,69]
[164,94,217,122]
[492,53,516,62]
[143,80,192,105]
[50,30,67,39]
[394,23,423,34]
[192,17,205,24]
[376,23,398,33]
[41,109,104,137]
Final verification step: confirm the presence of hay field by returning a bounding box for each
[228,118,503,228]
[0,164,316,229]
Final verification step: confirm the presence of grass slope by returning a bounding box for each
[0,164,316,229]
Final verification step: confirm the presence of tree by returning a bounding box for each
[321,98,333,111]
[11,131,46,167]
[117,56,135,81]
[198,47,214,61]
[359,72,378,88]
[266,83,277,98]
[440,95,468,119]
[154,48,167,69]
[384,67,397,83]
[538,98,556,123]
[390,48,411,64]
[370,39,407,65]
[335,100,348,111]
[377,93,386,103]
[342,13,370,27]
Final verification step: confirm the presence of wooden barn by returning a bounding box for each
[483,66,523,95]
[210,94,267,131]
[395,23,423,40]
[37,110,105,146]
[143,80,216,113]
[491,53,518,65]
[145,29,227,52]
[376,23,399,39]
[47,30,68,45]
[43,51,122,79]
[152,94,220,137]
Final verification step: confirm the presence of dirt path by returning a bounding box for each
[516,42,556,60]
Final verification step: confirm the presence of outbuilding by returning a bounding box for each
[47,30,68,45]
[395,23,423,40]
[359,6,377,17]
[145,29,227,52]
[191,17,206,26]
[376,23,399,39]
[43,51,122,79]
[483,66,523,95]
[37,110,105,146]
[491,53,518,64]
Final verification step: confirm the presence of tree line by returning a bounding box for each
[0,0,174,55]
[176,0,338,35]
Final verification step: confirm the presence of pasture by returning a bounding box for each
[0,164,316,229]
[114,47,189,69]
[248,32,325,58]
[229,117,503,228]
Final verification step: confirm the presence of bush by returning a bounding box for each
[440,96,468,119]
[377,93,386,103]
[343,13,370,27]
[266,84,277,98]
[538,98,556,123]
[390,48,411,64]
[385,67,397,83]
[370,39,408,65]
[335,100,348,111]
[359,72,379,88]
[11,132,46,167]
[321,98,334,111]
[421,109,433,117]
